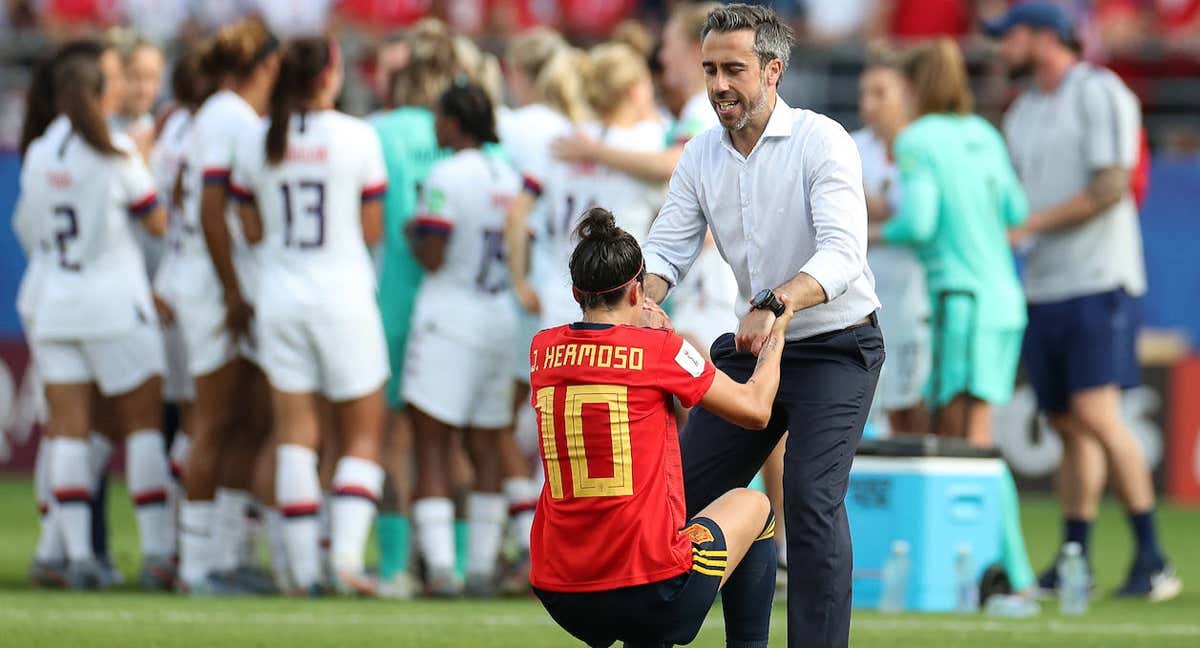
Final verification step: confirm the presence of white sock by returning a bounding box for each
[413,497,455,573]
[179,500,214,586]
[126,430,172,559]
[277,444,322,590]
[34,438,65,562]
[330,457,384,577]
[51,437,93,561]
[87,432,113,484]
[502,477,538,553]
[168,432,190,482]
[467,492,508,579]
[166,432,189,557]
[265,508,291,591]
[213,487,251,572]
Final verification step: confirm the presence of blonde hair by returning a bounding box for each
[453,35,503,108]
[389,18,457,109]
[506,27,566,82]
[584,43,650,118]
[903,38,974,116]
[611,20,654,60]
[536,47,591,124]
[864,41,901,72]
[670,1,721,44]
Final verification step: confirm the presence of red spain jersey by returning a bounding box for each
[528,322,716,592]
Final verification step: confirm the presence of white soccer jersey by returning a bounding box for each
[574,119,667,241]
[411,148,521,346]
[230,110,388,322]
[177,90,262,298]
[531,118,668,329]
[852,127,897,202]
[149,109,193,288]
[19,116,159,340]
[499,103,574,287]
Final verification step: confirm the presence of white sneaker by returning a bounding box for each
[377,572,416,600]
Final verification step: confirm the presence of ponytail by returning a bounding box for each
[54,49,122,157]
[20,40,106,157]
[266,38,333,165]
[536,48,591,124]
[569,207,645,310]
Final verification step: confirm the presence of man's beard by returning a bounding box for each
[729,82,769,132]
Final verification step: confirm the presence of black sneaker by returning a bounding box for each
[1116,561,1183,602]
[1036,560,1094,598]
[1035,563,1059,598]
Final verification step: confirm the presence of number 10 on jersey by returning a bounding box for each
[535,384,633,499]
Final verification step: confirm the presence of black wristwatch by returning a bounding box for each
[750,289,787,317]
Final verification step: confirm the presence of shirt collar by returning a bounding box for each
[762,96,795,139]
[721,95,794,157]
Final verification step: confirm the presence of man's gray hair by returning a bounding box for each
[700,3,795,71]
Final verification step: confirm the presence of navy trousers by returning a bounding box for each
[681,319,883,648]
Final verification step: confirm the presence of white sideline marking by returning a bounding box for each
[854,618,1200,637]
[2,607,1199,638]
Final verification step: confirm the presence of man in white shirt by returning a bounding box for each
[641,6,881,647]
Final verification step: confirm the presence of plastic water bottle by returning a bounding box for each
[955,543,979,613]
[1058,542,1089,615]
[984,594,1041,618]
[879,540,910,613]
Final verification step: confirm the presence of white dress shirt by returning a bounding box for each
[644,98,879,341]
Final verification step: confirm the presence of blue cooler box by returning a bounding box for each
[847,440,1005,612]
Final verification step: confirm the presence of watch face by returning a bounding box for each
[752,289,772,307]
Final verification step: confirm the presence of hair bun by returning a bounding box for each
[575,207,621,242]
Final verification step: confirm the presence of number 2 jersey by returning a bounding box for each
[229,110,388,322]
[528,323,716,592]
[411,148,520,347]
[16,115,159,341]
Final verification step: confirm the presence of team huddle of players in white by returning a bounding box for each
[14,10,740,597]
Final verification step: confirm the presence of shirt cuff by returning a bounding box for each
[799,249,852,302]
[643,249,679,291]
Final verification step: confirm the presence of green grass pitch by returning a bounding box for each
[0,475,1196,647]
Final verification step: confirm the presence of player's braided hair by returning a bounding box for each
[436,81,498,145]
[570,208,645,311]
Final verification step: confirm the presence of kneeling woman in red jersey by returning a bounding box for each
[530,208,787,648]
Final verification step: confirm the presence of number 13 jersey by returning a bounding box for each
[528,323,716,592]
[230,110,388,322]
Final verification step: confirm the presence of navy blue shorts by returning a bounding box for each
[1022,288,1140,414]
[533,517,726,648]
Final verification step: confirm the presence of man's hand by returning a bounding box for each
[639,298,672,330]
[551,132,600,164]
[514,280,540,314]
[224,291,254,341]
[736,308,777,356]
[1009,219,1037,247]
